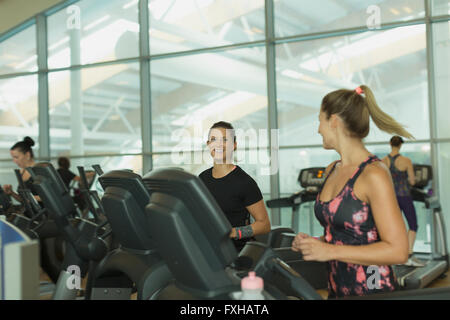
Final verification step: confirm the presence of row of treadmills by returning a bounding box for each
[1,162,449,299]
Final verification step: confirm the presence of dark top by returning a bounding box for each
[388,154,411,197]
[23,177,36,195]
[314,155,398,299]
[17,176,44,213]
[57,168,76,189]
[199,166,263,251]
[16,174,37,197]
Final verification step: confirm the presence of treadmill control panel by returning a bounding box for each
[413,164,432,189]
[298,167,326,188]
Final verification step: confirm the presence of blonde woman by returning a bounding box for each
[292,86,411,298]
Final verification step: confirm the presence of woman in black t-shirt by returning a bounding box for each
[199,121,271,251]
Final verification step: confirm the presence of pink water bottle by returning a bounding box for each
[239,271,265,300]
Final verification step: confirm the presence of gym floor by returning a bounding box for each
[39,267,450,300]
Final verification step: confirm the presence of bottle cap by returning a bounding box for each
[241,271,264,290]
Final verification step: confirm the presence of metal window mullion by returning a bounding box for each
[265,0,281,226]
[273,17,428,45]
[424,0,440,197]
[139,0,152,174]
[36,14,50,160]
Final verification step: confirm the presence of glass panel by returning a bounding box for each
[0,25,37,75]
[47,0,139,69]
[0,75,39,159]
[148,0,265,54]
[437,142,450,254]
[277,143,432,249]
[151,47,268,153]
[48,63,141,157]
[276,24,429,146]
[275,0,425,38]
[432,0,450,16]
[433,22,450,139]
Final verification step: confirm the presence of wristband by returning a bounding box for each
[234,225,253,240]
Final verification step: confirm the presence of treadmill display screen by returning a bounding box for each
[413,164,432,189]
[298,167,326,188]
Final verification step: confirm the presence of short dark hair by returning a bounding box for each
[58,156,71,169]
[11,136,35,159]
[208,121,236,142]
[390,136,404,147]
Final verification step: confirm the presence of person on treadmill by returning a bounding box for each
[199,121,271,252]
[291,85,410,299]
[2,137,40,203]
[382,136,424,267]
[56,156,95,189]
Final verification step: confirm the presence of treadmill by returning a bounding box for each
[142,167,450,300]
[392,164,449,290]
[264,167,329,290]
[266,167,326,241]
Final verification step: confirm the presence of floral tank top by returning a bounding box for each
[314,155,398,299]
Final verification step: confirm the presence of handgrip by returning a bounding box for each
[267,257,322,300]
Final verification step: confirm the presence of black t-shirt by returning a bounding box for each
[199,166,263,251]
[57,168,76,189]
[16,176,38,197]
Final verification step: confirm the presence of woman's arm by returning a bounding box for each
[9,191,23,203]
[73,171,95,182]
[293,162,409,266]
[230,199,271,238]
[3,184,23,202]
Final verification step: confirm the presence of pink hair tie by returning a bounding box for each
[355,87,364,95]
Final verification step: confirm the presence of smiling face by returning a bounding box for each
[10,148,31,169]
[318,110,337,150]
[207,127,236,164]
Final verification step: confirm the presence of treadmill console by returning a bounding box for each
[298,167,326,189]
[413,164,432,189]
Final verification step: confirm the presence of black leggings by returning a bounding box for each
[397,196,418,232]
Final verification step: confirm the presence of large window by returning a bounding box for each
[0,75,39,158]
[433,21,450,139]
[151,46,268,153]
[274,0,425,38]
[276,24,429,147]
[48,62,141,157]
[47,0,139,69]
[148,0,265,54]
[0,24,37,75]
[433,0,450,16]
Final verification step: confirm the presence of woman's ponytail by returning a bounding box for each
[360,85,414,140]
